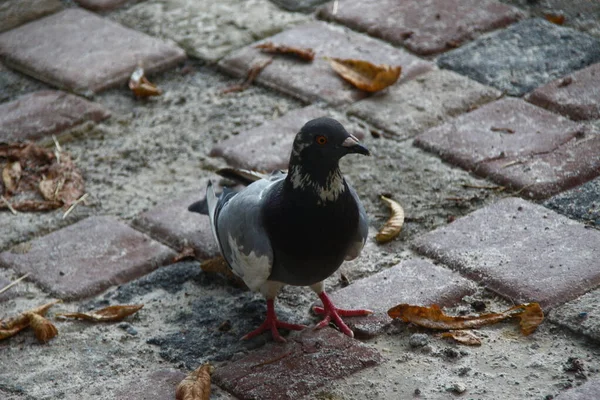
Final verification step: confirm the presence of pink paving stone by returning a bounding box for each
[319,259,477,339]
[132,183,220,260]
[0,216,177,300]
[0,0,62,33]
[113,369,186,400]
[218,21,433,105]
[213,328,383,400]
[0,90,111,143]
[0,8,186,95]
[412,197,600,310]
[555,378,600,400]
[210,106,365,171]
[74,0,141,12]
[526,62,600,121]
[317,0,525,56]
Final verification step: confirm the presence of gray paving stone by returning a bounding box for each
[348,69,501,140]
[112,0,309,62]
[322,259,477,338]
[0,8,186,95]
[271,0,329,12]
[526,62,600,121]
[412,197,600,310]
[414,97,596,199]
[318,0,524,56]
[213,328,383,400]
[210,106,365,171]
[0,0,61,33]
[113,369,186,400]
[132,186,220,260]
[0,90,111,143]
[554,378,600,399]
[0,216,177,300]
[545,177,600,226]
[549,289,600,343]
[218,21,433,105]
[437,18,600,96]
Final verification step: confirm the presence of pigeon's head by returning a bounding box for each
[290,117,370,167]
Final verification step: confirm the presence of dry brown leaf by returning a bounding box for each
[176,363,214,400]
[255,42,315,61]
[2,161,21,194]
[440,330,482,346]
[27,313,58,343]
[129,66,162,98]
[222,57,273,94]
[200,256,247,288]
[0,199,63,212]
[326,57,401,92]
[376,196,405,243]
[545,13,565,25]
[55,304,143,322]
[388,303,543,335]
[173,246,196,263]
[0,300,61,341]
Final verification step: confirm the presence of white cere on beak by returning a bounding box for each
[342,135,360,148]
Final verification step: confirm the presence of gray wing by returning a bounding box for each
[207,175,284,291]
[345,183,369,261]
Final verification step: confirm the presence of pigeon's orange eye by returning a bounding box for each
[315,135,328,145]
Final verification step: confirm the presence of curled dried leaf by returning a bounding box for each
[0,300,61,341]
[2,161,21,194]
[326,57,401,92]
[0,325,27,340]
[440,330,482,346]
[255,42,315,61]
[545,13,565,25]
[176,363,214,400]
[27,313,58,343]
[388,303,543,336]
[173,246,196,263]
[375,196,405,243]
[129,67,162,98]
[222,57,273,94]
[55,304,143,322]
[200,256,247,288]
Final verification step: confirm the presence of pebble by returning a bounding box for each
[409,333,430,348]
[446,382,467,394]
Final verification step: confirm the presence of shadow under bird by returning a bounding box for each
[189,117,372,341]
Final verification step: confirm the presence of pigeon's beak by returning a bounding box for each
[342,135,370,156]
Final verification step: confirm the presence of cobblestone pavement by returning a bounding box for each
[1,0,599,399]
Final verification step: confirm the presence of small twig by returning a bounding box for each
[501,160,522,169]
[222,57,273,93]
[332,0,339,14]
[1,195,18,215]
[462,183,504,191]
[0,273,30,295]
[52,135,62,165]
[251,351,293,368]
[62,193,89,219]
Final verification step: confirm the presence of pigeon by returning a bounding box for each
[191,117,372,341]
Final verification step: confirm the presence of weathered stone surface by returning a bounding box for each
[348,69,501,140]
[74,0,140,11]
[213,328,383,400]
[554,378,600,399]
[322,259,477,338]
[0,9,186,95]
[412,197,600,309]
[414,97,597,199]
[549,288,600,343]
[526,62,600,121]
[219,21,433,105]
[0,91,111,143]
[318,0,524,55]
[437,19,600,96]
[112,0,309,62]
[0,0,61,33]
[271,0,329,12]
[132,187,219,260]
[113,369,186,400]
[545,177,600,226]
[0,216,177,300]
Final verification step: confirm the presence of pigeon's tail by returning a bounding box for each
[188,198,209,215]
[205,180,220,246]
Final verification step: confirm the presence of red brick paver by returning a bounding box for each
[218,21,432,105]
[0,0,61,33]
[318,0,524,56]
[348,69,501,140]
[321,259,477,338]
[113,369,186,400]
[0,216,176,300]
[414,97,595,199]
[0,90,110,143]
[0,9,186,95]
[213,328,382,400]
[555,378,600,399]
[132,189,219,260]
[526,62,600,121]
[412,197,600,310]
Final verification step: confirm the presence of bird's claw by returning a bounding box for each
[241,319,306,342]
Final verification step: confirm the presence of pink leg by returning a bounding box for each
[241,298,306,342]
[313,291,372,338]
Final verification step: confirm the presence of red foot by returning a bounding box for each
[241,299,306,342]
[313,291,372,338]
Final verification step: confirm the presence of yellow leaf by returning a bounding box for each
[375,196,405,243]
[176,363,214,400]
[56,304,143,322]
[440,330,482,346]
[326,57,401,92]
